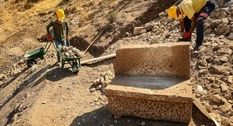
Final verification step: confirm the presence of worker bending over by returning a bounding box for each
[167,0,216,51]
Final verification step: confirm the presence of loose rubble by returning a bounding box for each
[89,71,114,93]
[61,46,84,58]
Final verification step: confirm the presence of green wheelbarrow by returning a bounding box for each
[53,43,81,73]
[24,42,52,67]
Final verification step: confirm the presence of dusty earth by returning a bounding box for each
[0,0,233,126]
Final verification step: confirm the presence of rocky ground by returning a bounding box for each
[0,0,233,126]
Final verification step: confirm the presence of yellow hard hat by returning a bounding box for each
[167,5,177,19]
[56,9,65,20]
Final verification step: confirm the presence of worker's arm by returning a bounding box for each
[65,21,69,35]
[46,21,53,35]
[181,5,195,37]
[182,15,196,38]
[188,15,196,33]
[179,17,184,36]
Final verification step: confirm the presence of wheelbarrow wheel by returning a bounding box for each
[27,59,37,67]
[72,61,79,73]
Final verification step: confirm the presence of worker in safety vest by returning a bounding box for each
[167,0,216,51]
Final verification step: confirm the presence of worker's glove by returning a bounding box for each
[46,35,52,41]
[183,32,191,38]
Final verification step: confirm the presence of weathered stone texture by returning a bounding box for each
[106,93,192,123]
[106,78,193,123]
[113,42,190,78]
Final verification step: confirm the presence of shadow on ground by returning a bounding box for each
[70,105,216,126]
[46,65,77,82]
[70,105,189,126]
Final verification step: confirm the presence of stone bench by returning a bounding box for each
[105,42,193,123]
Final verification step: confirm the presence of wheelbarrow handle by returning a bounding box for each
[44,41,52,54]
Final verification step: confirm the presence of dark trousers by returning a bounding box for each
[184,0,216,45]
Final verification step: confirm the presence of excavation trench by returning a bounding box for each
[70,0,177,57]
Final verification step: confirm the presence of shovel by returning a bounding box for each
[83,30,104,54]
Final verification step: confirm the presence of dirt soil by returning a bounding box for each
[0,0,232,126]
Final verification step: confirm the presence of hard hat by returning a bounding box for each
[56,9,65,20]
[167,5,177,19]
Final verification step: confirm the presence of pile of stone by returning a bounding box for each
[61,46,84,58]
[205,3,233,40]
[90,71,114,93]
